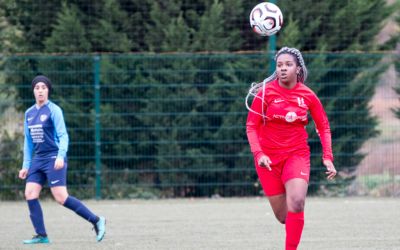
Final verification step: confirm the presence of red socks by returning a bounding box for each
[285,211,304,250]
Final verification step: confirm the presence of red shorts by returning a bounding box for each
[255,152,310,196]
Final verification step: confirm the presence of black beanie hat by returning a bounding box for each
[32,75,52,94]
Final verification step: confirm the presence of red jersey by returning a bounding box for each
[246,79,333,163]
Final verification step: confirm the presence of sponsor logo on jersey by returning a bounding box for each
[28,124,43,129]
[40,114,48,122]
[285,111,297,122]
[27,117,34,121]
[300,171,308,176]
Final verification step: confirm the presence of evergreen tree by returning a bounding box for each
[144,0,184,52]
[1,0,397,198]
[0,4,23,115]
[0,0,62,52]
[161,13,193,52]
[87,0,132,52]
[44,3,91,53]
[192,0,234,51]
[0,3,24,54]
[118,0,153,51]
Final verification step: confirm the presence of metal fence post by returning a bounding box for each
[93,55,102,200]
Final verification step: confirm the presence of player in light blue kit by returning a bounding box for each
[18,75,106,244]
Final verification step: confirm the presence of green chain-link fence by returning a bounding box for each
[0,52,398,199]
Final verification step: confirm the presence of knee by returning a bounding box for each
[51,187,69,205]
[25,189,39,200]
[53,193,68,205]
[287,196,305,212]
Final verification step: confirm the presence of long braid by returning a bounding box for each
[278,47,308,83]
[245,47,308,117]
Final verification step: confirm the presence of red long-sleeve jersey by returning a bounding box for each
[246,79,333,163]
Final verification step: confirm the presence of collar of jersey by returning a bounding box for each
[35,100,50,110]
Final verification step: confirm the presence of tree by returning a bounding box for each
[0,3,24,54]
[87,0,132,52]
[44,3,91,53]
[0,0,62,52]
[161,13,193,52]
[1,0,397,198]
[144,0,185,52]
[192,0,239,51]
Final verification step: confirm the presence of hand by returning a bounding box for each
[19,169,28,179]
[258,155,272,171]
[323,159,337,180]
[54,158,65,170]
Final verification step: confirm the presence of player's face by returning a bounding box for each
[276,53,301,86]
[33,82,49,104]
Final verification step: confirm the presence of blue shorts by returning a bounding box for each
[26,157,67,187]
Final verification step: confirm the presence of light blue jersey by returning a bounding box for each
[22,101,69,169]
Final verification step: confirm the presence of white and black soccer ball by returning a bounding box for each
[249,2,283,36]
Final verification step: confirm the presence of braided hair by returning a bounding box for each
[245,47,308,118]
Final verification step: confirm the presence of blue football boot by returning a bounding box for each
[23,235,50,244]
[93,216,106,242]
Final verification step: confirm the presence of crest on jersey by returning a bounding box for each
[40,114,48,122]
[297,97,307,108]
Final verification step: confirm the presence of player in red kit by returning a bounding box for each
[245,47,337,250]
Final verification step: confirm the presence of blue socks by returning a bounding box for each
[63,196,99,225]
[27,196,98,237]
[27,199,47,237]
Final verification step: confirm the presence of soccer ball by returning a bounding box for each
[249,2,283,36]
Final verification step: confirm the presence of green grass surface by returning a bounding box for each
[1,197,399,250]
